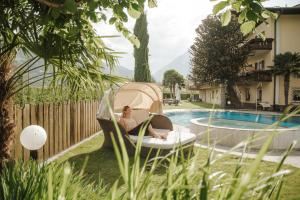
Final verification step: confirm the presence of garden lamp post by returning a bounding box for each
[20,125,47,160]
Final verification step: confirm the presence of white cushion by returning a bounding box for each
[129,131,196,149]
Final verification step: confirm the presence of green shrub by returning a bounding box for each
[14,87,101,105]
[0,160,106,200]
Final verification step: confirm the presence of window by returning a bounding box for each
[293,73,300,79]
[256,60,265,70]
[261,60,265,70]
[245,88,251,101]
[292,89,300,102]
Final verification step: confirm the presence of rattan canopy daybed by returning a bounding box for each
[96,82,196,158]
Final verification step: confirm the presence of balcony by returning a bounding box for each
[238,70,273,83]
[247,38,273,54]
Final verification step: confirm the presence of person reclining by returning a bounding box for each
[118,106,168,139]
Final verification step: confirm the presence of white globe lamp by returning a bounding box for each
[20,125,47,151]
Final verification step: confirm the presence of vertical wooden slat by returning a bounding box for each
[43,103,49,160]
[14,106,23,160]
[77,102,80,143]
[83,101,85,139]
[95,101,98,131]
[67,101,71,147]
[63,102,67,150]
[90,101,92,135]
[92,101,95,133]
[22,104,30,161]
[96,101,100,132]
[86,101,88,137]
[37,104,44,161]
[95,101,98,132]
[70,102,76,145]
[54,103,59,154]
[49,103,54,157]
[58,103,63,152]
[79,101,84,141]
[29,105,38,160]
[86,101,89,137]
[93,101,96,133]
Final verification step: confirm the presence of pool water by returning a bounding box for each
[165,111,300,129]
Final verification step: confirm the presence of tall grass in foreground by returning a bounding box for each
[0,160,107,200]
[1,97,299,199]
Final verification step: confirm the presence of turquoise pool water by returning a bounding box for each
[165,111,300,129]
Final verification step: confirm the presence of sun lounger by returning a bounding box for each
[258,102,271,110]
[97,115,195,158]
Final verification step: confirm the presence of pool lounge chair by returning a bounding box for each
[258,102,271,111]
[97,114,196,158]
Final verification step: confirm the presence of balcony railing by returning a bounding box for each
[248,38,273,51]
[238,70,273,83]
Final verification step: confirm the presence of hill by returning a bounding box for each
[153,52,191,83]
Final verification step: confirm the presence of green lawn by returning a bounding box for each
[56,134,300,199]
[163,100,221,110]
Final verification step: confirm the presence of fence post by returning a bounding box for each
[43,103,49,160]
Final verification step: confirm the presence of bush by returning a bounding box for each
[163,93,191,100]
[0,160,106,200]
[2,109,299,199]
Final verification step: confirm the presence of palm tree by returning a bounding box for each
[272,52,300,106]
[0,0,143,168]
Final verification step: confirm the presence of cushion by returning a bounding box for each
[129,131,196,149]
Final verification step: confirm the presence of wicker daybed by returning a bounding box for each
[98,114,195,158]
[96,82,196,158]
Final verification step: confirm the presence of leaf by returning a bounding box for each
[51,8,60,19]
[257,32,266,40]
[221,10,231,26]
[246,10,258,21]
[128,34,140,48]
[128,4,141,19]
[261,10,271,19]
[88,0,98,11]
[250,1,263,13]
[232,2,242,12]
[109,17,117,25]
[238,10,246,23]
[64,0,77,13]
[213,1,228,15]
[240,21,256,35]
[148,0,157,8]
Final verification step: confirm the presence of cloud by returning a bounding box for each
[94,0,300,73]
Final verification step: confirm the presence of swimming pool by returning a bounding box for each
[165,110,300,129]
[164,110,300,150]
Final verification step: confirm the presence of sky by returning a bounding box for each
[94,0,300,73]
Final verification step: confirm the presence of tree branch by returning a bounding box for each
[35,0,64,8]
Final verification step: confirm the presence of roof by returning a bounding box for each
[266,6,300,15]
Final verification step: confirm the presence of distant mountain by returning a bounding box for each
[103,66,133,79]
[153,52,191,83]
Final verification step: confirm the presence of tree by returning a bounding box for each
[134,12,151,82]
[272,52,300,106]
[189,15,249,106]
[0,0,281,167]
[163,69,184,98]
[0,0,149,168]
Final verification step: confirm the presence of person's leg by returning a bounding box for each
[128,120,169,139]
[147,124,168,139]
[128,121,150,136]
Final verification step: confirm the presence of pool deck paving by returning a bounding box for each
[173,124,300,168]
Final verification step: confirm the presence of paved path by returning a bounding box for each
[174,124,300,168]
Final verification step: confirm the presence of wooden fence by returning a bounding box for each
[12,100,100,161]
